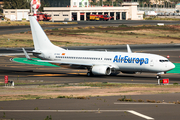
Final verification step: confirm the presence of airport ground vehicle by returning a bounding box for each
[145,11,157,16]
[87,14,111,21]
[36,13,51,21]
[87,15,100,21]
[98,14,111,21]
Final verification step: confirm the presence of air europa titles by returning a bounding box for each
[113,55,149,65]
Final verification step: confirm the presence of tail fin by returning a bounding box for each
[29,16,64,51]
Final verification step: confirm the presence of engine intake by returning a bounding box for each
[92,66,111,75]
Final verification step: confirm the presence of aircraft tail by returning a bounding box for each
[29,16,64,51]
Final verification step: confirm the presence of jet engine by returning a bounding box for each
[92,66,111,75]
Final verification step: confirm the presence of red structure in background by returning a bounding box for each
[4,76,8,84]
[36,13,51,21]
[30,0,41,20]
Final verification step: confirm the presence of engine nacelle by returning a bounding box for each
[92,66,111,75]
[110,68,120,76]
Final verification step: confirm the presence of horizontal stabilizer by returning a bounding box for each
[22,48,32,60]
[28,50,41,54]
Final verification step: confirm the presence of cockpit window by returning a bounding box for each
[159,60,169,62]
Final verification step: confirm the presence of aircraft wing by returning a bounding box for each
[37,60,93,67]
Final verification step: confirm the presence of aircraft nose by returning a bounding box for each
[169,62,175,70]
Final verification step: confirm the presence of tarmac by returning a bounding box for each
[0,94,180,120]
[0,47,180,120]
[0,20,180,119]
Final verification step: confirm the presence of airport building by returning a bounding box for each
[3,9,30,21]
[44,0,144,21]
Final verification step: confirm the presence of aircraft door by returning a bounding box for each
[165,62,167,68]
[150,59,154,67]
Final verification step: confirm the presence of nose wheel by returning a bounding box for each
[157,75,161,79]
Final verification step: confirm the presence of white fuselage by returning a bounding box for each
[35,50,175,73]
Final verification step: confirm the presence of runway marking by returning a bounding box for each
[128,110,154,120]
[68,73,86,75]
[0,110,154,120]
[28,74,67,77]
[114,102,175,105]
[28,73,86,77]
[0,110,126,112]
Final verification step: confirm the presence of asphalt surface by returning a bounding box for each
[0,46,180,120]
[0,93,180,120]
[1,20,180,35]
[0,20,180,119]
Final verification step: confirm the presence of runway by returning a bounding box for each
[0,46,180,120]
[0,94,180,120]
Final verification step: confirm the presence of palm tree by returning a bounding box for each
[159,0,161,8]
[115,0,123,6]
[155,0,158,8]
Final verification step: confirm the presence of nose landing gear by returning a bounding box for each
[157,75,161,79]
[156,72,164,79]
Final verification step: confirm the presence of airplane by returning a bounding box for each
[22,16,175,79]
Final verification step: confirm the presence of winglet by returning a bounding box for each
[127,44,132,53]
[22,48,32,60]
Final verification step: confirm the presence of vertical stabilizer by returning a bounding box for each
[29,16,64,51]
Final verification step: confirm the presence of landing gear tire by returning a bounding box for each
[157,75,161,79]
[87,72,92,77]
[87,72,93,77]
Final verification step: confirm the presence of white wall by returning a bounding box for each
[48,11,71,21]
[3,9,30,21]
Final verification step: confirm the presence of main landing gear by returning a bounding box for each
[87,72,93,77]
[87,68,93,77]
